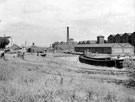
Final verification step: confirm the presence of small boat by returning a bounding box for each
[37,52,46,57]
[79,55,124,68]
[40,53,46,57]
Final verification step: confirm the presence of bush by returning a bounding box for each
[0,37,10,49]
[124,59,135,87]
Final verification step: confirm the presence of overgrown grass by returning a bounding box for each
[123,59,135,87]
[0,54,135,102]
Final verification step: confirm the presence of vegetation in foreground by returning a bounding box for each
[0,54,135,102]
[124,59,135,88]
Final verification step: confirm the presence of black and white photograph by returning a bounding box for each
[0,0,135,101]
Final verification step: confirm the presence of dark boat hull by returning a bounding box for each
[79,55,124,68]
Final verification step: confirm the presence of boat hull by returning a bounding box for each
[79,55,123,68]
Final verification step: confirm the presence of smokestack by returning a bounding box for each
[67,26,69,43]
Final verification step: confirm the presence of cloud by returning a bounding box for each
[0,0,134,46]
[0,0,7,3]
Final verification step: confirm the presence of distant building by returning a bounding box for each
[97,35,104,44]
[87,40,97,44]
[78,41,83,44]
[52,42,59,50]
[130,32,135,46]
[75,43,134,55]
[108,35,115,43]
[52,26,78,52]
[27,43,47,53]
[52,26,135,54]
[78,35,105,45]
[52,41,77,51]
[82,41,88,44]
[10,44,21,50]
[121,33,131,43]
[114,34,122,43]
[107,32,135,47]
[78,40,96,44]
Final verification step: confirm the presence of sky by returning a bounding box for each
[0,0,134,46]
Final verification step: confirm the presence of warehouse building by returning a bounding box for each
[107,32,134,45]
[75,35,134,55]
[130,32,135,46]
[75,43,134,55]
[108,35,115,43]
[121,33,131,43]
[114,34,123,43]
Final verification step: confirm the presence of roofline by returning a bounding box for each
[75,43,133,48]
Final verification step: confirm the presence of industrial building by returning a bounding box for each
[107,32,135,46]
[79,40,97,44]
[52,27,77,51]
[75,43,134,55]
[27,43,47,53]
[52,26,135,55]
[78,35,107,44]
[75,35,134,55]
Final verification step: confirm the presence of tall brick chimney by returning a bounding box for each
[67,26,69,43]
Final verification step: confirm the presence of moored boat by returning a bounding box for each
[79,55,124,68]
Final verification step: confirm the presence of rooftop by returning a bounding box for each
[75,43,133,48]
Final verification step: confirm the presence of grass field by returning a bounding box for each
[0,53,135,102]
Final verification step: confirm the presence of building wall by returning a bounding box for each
[52,41,77,51]
[108,35,115,43]
[107,32,135,46]
[75,45,134,55]
[97,36,104,44]
[123,47,134,54]
[121,33,130,43]
[75,47,111,54]
[114,34,121,43]
[130,32,135,46]
[112,47,123,54]
[112,47,134,55]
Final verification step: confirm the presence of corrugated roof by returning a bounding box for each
[75,43,133,48]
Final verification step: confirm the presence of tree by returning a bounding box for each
[0,37,10,49]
